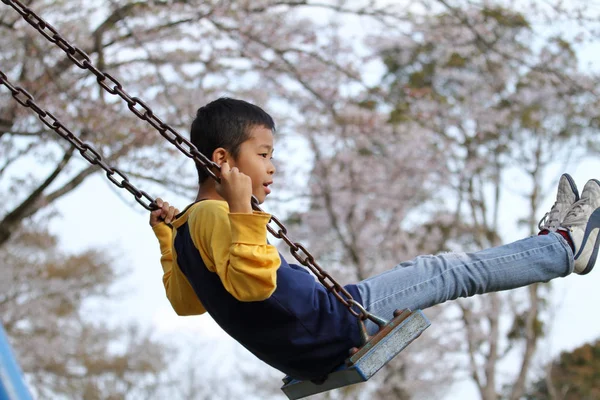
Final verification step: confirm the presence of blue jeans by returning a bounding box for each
[356,233,573,334]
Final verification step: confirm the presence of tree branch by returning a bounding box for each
[0,141,36,178]
[509,284,540,400]
[458,302,485,394]
[247,0,413,25]
[434,0,598,97]
[0,117,14,138]
[484,294,500,400]
[42,139,142,207]
[0,147,75,246]
[0,131,141,247]
[306,135,357,262]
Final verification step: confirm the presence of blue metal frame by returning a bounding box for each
[0,323,33,400]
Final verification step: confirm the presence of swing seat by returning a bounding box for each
[280,309,430,400]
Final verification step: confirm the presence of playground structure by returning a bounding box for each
[0,324,33,400]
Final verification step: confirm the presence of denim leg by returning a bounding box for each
[356,233,573,334]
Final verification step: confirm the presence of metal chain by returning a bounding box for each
[0,71,156,210]
[1,0,367,320]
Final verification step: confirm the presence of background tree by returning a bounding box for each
[526,339,600,400]
[1,0,599,399]
[0,0,418,397]
[377,5,599,399]
[291,2,600,399]
[281,104,457,399]
[0,224,171,398]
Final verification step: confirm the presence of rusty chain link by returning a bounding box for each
[0,71,157,211]
[1,0,370,321]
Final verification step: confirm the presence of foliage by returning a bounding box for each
[2,0,600,399]
[0,0,378,397]
[378,4,599,400]
[0,225,171,399]
[526,339,600,400]
[291,2,600,400]
[0,0,426,397]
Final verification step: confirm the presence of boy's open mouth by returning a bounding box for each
[263,182,272,194]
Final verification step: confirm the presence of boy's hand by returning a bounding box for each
[150,198,179,227]
[216,162,253,213]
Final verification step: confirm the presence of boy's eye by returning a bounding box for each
[259,153,268,158]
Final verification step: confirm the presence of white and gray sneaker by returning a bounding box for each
[558,179,600,274]
[538,173,579,232]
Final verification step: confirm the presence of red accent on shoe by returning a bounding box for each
[556,230,575,252]
[538,229,550,235]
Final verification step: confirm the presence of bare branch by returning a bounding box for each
[247,0,414,24]
[306,135,358,262]
[210,19,367,92]
[484,294,500,400]
[509,286,541,400]
[0,117,13,137]
[0,147,75,246]
[0,141,36,178]
[457,302,484,394]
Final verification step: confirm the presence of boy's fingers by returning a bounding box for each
[161,202,170,215]
[150,209,162,224]
[165,207,176,224]
[220,161,230,175]
[149,198,179,227]
[151,198,165,216]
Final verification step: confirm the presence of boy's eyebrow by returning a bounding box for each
[258,144,274,151]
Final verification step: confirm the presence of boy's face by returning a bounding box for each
[230,125,276,203]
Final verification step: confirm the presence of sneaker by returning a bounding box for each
[538,173,579,232]
[558,179,600,274]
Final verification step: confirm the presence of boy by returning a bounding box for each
[151,98,600,381]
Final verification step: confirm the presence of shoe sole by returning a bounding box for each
[562,173,580,201]
[574,206,600,275]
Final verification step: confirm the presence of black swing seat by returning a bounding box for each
[281,309,430,399]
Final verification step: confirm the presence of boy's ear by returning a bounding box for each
[212,148,229,166]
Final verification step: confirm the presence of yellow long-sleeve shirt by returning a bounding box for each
[154,201,366,381]
[152,200,281,316]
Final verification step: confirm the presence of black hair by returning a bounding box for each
[190,97,275,183]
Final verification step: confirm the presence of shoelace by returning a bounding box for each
[538,202,561,230]
[561,197,590,227]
